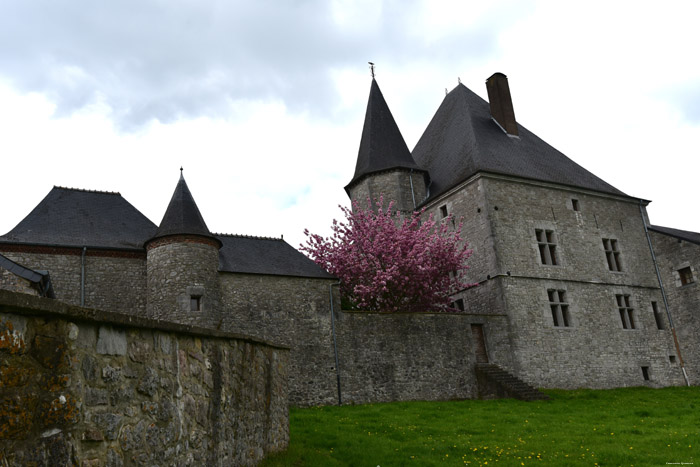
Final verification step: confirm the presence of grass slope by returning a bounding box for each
[261,387,699,466]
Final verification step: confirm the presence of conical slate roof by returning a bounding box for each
[150,172,219,245]
[345,79,425,191]
[412,83,627,202]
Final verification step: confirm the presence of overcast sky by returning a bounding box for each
[1,0,699,249]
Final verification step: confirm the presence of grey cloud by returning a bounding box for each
[0,0,528,130]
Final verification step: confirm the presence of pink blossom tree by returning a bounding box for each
[301,198,474,312]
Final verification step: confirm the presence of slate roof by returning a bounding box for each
[150,172,219,245]
[346,79,426,192]
[0,187,157,249]
[411,83,627,202]
[649,225,700,245]
[217,234,335,279]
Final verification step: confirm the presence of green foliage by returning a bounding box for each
[260,387,699,466]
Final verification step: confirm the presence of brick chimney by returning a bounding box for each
[486,72,518,136]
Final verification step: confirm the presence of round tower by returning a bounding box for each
[145,170,222,328]
[345,78,429,214]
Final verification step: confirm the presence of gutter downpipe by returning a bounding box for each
[409,169,417,209]
[639,201,690,386]
[329,280,342,405]
[80,246,87,307]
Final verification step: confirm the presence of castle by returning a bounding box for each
[2,73,699,422]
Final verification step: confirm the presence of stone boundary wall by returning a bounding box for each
[0,290,289,466]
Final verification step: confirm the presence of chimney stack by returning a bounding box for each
[486,72,518,136]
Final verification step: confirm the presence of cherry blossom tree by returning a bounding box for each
[301,198,474,312]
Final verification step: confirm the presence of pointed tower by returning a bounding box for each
[145,171,222,327]
[345,78,428,213]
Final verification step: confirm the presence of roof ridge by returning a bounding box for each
[54,186,121,196]
[215,233,283,241]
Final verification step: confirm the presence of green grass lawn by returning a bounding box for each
[261,386,699,466]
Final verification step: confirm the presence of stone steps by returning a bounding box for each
[475,363,550,401]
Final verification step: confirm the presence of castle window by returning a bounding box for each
[548,289,570,327]
[439,204,448,219]
[670,355,677,363]
[603,238,622,271]
[652,301,665,330]
[452,298,465,311]
[616,294,635,329]
[641,366,650,381]
[536,229,558,265]
[678,266,694,286]
[190,295,202,312]
[572,199,580,211]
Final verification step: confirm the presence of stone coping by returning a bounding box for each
[0,289,289,350]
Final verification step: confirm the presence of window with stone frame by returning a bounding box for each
[602,238,622,272]
[678,266,694,286]
[190,295,202,312]
[439,204,449,219]
[652,301,665,330]
[452,298,465,311]
[548,289,570,327]
[536,229,558,266]
[616,294,635,329]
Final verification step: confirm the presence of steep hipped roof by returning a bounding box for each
[346,79,425,192]
[0,187,157,249]
[649,225,700,245]
[150,172,219,245]
[412,83,627,201]
[217,234,335,279]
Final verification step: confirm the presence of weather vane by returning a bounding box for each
[368,62,375,78]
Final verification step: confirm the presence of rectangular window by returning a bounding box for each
[536,229,558,265]
[452,298,465,311]
[652,301,665,330]
[548,289,570,327]
[190,295,202,312]
[616,294,635,329]
[641,366,650,381]
[678,266,694,285]
[572,199,580,211]
[439,205,449,219]
[603,238,622,271]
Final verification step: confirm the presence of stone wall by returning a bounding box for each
[0,290,288,466]
[348,169,428,214]
[0,247,147,316]
[649,230,700,385]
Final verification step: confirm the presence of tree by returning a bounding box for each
[301,198,474,312]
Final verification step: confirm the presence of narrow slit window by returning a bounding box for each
[641,366,650,381]
[616,294,635,329]
[603,238,622,271]
[548,289,570,327]
[439,205,448,219]
[536,229,558,265]
[652,301,665,330]
[572,199,580,211]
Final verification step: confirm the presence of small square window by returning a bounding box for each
[670,355,677,363]
[452,299,465,311]
[572,199,580,211]
[439,205,448,219]
[678,267,694,286]
[190,295,202,312]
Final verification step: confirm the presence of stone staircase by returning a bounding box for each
[475,364,549,401]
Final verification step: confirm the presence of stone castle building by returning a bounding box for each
[1,73,699,456]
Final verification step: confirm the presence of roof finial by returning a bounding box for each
[445,88,448,96]
[458,77,461,84]
[368,61,375,78]
[179,166,184,180]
